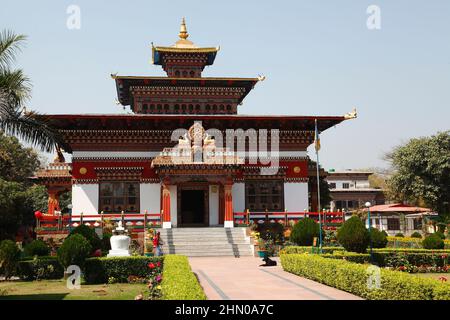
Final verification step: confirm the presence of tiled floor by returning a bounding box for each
[189,256,362,300]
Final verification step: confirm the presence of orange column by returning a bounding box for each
[224,183,234,228]
[47,189,61,215]
[162,184,171,228]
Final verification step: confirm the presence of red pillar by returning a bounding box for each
[224,183,233,228]
[162,183,171,228]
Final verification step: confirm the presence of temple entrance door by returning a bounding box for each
[178,186,209,227]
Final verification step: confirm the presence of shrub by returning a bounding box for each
[17,256,64,280]
[101,233,112,252]
[395,233,405,237]
[84,256,163,284]
[290,218,320,246]
[411,232,422,239]
[69,225,101,251]
[337,216,369,253]
[280,253,450,300]
[23,240,50,257]
[370,228,388,248]
[434,232,446,240]
[0,240,20,279]
[256,222,284,242]
[57,234,92,269]
[423,234,445,250]
[161,255,206,300]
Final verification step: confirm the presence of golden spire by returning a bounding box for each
[178,17,189,40]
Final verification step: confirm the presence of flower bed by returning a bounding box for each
[280,253,450,300]
[84,256,163,284]
[161,255,206,300]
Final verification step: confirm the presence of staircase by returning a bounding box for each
[158,227,254,257]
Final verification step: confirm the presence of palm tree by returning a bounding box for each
[0,30,64,152]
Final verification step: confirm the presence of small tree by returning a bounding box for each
[23,239,50,257]
[337,216,370,253]
[57,234,92,269]
[370,228,387,248]
[290,218,320,246]
[0,239,20,279]
[69,224,101,252]
[422,234,444,249]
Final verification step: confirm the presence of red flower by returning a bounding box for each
[156,261,161,267]
[148,263,155,269]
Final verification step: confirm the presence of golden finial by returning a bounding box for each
[344,108,357,120]
[179,17,189,40]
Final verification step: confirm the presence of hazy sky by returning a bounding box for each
[1,0,449,170]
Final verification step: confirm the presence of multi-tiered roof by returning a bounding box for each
[112,18,260,115]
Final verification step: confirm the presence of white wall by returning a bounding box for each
[169,185,177,227]
[72,184,99,217]
[140,183,160,214]
[232,183,245,212]
[209,185,219,226]
[284,182,308,212]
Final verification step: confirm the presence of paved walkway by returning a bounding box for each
[189,257,362,300]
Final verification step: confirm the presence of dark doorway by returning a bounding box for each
[180,189,206,226]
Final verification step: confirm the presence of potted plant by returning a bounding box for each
[145,240,154,257]
[257,238,269,259]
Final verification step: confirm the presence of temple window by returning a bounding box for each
[99,182,140,213]
[245,180,284,212]
[143,104,148,111]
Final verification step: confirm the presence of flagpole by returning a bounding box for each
[315,119,323,253]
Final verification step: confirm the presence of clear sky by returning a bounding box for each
[1,0,449,170]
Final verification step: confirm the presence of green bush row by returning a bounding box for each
[282,246,450,255]
[280,253,450,300]
[281,246,341,254]
[161,255,206,300]
[321,252,370,264]
[17,256,64,280]
[84,256,163,284]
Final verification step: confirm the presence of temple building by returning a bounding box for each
[35,19,355,231]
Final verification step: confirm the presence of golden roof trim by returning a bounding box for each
[153,46,219,53]
[111,75,259,82]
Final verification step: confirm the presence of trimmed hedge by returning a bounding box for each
[84,256,163,284]
[281,246,342,254]
[161,255,206,300]
[280,253,450,300]
[282,246,450,268]
[322,252,370,264]
[17,256,64,280]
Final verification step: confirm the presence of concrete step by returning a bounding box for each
[157,227,253,257]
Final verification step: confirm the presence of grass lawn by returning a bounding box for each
[0,280,147,300]
[413,273,449,282]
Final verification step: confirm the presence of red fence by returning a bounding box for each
[36,212,162,235]
[233,211,345,230]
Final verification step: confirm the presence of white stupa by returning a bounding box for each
[107,221,131,257]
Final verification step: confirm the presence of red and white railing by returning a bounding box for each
[35,211,162,235]
[233,211,345,230]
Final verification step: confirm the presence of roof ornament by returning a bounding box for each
[257,74,266,81]
[344,108,357,119]
[179,17,189,40]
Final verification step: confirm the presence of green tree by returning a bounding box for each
[0,30,64,152]
[308,160,331,209]
[387,131,450,216]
